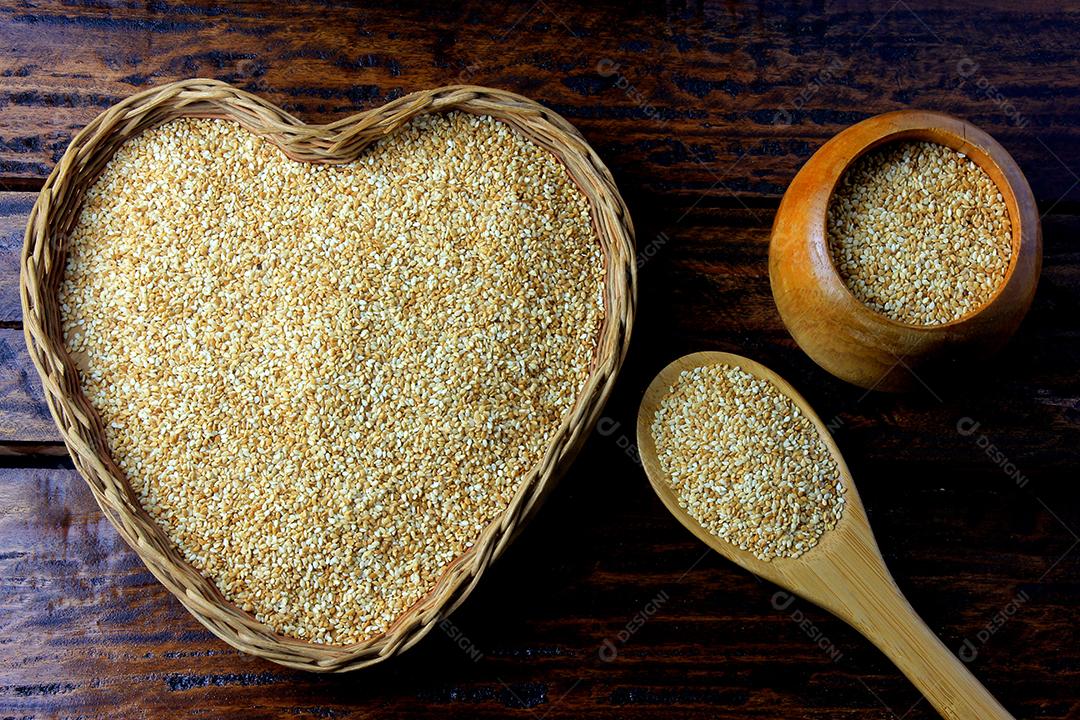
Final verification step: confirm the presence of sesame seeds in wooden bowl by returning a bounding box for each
[770,110,1041,392]
[20,80,636,671]
[827,140,1013,327]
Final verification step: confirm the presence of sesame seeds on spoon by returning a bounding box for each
[638,351,1015,720]
[650,362,845,561]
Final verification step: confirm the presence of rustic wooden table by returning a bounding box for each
[1,2,1078,718]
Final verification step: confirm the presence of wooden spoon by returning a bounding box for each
[636,351,1015,720]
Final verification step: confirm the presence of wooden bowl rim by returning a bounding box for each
[804,109,1038,333]
[19,79,637,671]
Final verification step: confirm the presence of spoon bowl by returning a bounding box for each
[637,351,1015,720]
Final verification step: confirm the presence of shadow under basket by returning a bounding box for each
[769,110,1041,393]
[20,79,637,672]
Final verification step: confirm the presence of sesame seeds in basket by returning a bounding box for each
[23,80,636,671]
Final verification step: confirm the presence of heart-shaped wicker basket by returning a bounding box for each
[20,79,636,672]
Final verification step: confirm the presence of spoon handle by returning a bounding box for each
[820,528,1015,720]
[842,560,1015,720]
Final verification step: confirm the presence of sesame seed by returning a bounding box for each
[60,113,605,645]
[650,364,845,561]
[826,140,1013,326]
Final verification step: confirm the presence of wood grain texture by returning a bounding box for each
[1,1,1080,205]
[1,1,1078,717]
[0,192,32,324]
[0,326,56,444]
[1,464,1077,719]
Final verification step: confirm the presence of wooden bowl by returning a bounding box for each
[21,79,637,671]
[769,110,1041,392]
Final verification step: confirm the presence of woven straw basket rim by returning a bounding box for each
[20,79,636,672]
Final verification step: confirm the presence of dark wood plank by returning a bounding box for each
[2,3,1079,717]
[0,192,33,324]
[0,193,64,450]
[0,326,57,445]
[0,463,1076,719]
[2,1,1080,206]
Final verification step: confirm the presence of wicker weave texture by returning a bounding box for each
[20,79,636,672]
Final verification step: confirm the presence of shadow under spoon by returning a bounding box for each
[636,351,1014,720]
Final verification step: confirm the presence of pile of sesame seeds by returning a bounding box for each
[60,114,605,645]
[650,363,845,561]
[826,140,1013,326]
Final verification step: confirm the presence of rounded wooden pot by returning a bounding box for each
[769,110,1041,392]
